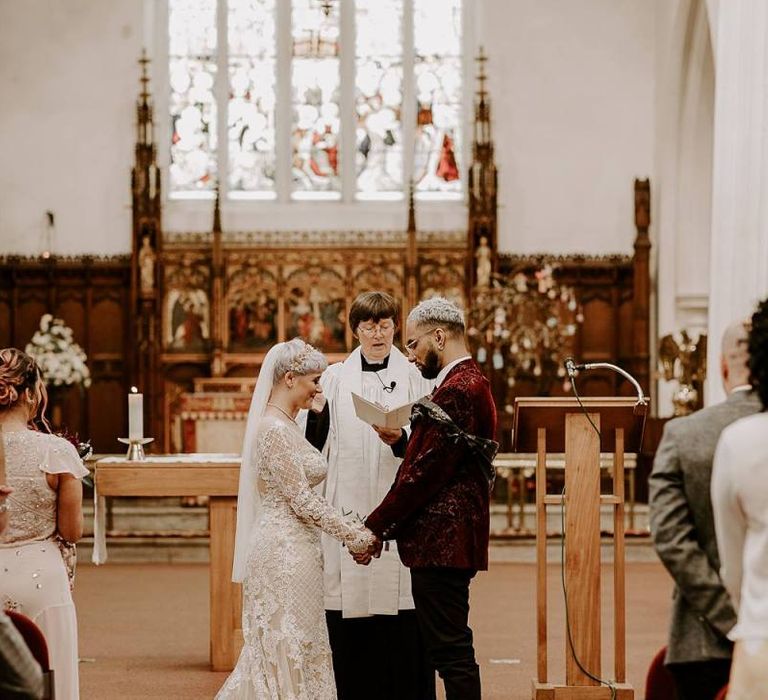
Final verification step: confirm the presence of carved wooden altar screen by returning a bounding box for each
[0,229,651,457]
[157,223,468,451]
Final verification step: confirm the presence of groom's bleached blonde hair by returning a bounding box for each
[407,297,465,337]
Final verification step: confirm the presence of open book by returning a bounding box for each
[351,392,416,429]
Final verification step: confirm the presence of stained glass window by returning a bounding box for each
[167,0,463,201]
[355,0,403,198]
[413,0,463,196]
[228,0,277,197]
[291,0,341,197]
[169,0,218,195]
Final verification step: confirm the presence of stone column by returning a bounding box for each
[706,1,768,404]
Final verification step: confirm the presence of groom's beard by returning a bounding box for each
[418,346,442,379]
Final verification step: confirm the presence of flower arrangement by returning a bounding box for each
[25,314,92,389]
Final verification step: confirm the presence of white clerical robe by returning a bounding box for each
[319,346,432,618]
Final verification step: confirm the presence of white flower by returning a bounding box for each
[28,314,91,389]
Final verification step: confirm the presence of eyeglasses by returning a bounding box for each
[404,328,439,354]
[357,321,395,337]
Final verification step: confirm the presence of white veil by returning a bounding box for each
[231,342,282,582]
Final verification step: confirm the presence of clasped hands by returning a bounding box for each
[351,533,383,566]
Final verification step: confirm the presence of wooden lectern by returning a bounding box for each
[512,397,646,700]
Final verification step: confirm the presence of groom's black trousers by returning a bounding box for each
[411,567,481,700]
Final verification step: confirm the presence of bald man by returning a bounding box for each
[649,321,761,700]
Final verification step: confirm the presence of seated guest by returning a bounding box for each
[649,320,759,700]
[712,299,768,700]
[0,611,44,699]
[304,291,435,700]
[0,348,89,700]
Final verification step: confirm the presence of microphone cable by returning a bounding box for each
[373,371,396,393]
[567,368,603,442]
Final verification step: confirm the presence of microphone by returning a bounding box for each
[373,371,397,393]
[564,357,647,411]
[564,357,580,379]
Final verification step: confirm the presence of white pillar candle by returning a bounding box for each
[128,387,144,440]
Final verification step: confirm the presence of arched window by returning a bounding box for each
[167,0,464,202]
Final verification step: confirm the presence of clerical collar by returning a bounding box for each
[361,353,390,372]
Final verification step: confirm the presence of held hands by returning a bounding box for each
[351,533,383,566]
[372,425,402,445]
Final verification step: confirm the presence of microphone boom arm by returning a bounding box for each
[577,362,647,408]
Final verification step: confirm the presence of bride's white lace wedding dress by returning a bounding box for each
[216,416,374,700]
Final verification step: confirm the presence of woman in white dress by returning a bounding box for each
[0,347,88,700]
[216,338,378,700]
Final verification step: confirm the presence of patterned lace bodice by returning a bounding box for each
[0,431,83,546]
[253,417,373,553]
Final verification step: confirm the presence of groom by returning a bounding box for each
[361,297,497,700]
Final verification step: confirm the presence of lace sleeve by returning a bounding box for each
[260,423,374,553]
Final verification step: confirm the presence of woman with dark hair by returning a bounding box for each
[712,300,768,699]
[303,291,435,700]
[747,298,768,407]
[0,347,88,699]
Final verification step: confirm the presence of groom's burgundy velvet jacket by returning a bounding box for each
[365,359,497,570]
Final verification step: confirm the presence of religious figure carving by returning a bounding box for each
[635,178,651,231]
[475,236,492,287]
[138,234,156,296]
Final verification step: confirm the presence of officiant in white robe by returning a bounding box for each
[304,291,435,700]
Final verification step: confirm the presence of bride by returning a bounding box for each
[216,339,378,700]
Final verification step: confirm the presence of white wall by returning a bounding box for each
[481,0,657,254]
[0,0,659,256]
[0,0,142,256]
[654,0,713,339]
[652,0,715,415]
[705,0,768,406]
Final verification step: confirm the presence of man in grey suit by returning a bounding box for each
[649,321,760,700]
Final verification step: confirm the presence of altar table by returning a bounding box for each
[94,455,243,671]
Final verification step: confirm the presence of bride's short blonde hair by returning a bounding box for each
[271,338,327,384]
